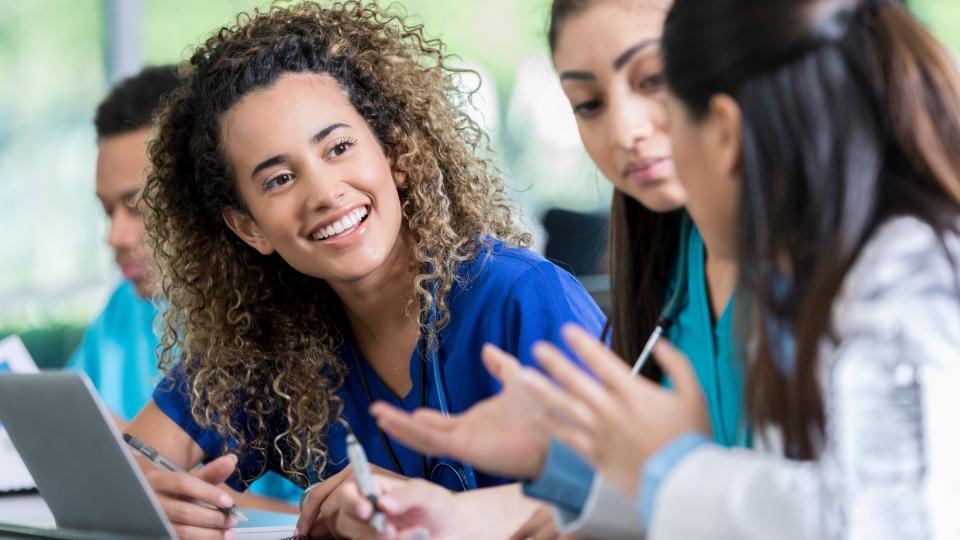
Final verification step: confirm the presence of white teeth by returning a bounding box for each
[312,207,369,240]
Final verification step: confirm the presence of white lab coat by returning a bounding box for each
[557,217,960,539]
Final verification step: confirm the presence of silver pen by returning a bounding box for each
[346,432,387,534]
[123,433,248,523]
[630,324,664,376]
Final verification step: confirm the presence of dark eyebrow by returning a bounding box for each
[612,39,660,71]
[251,155,287,179]
[95,188,141,205]
[559,38,661,82]
[559,70,596,82]
[311,122,348,145]
[250,122,350,179]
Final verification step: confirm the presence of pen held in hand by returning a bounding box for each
[122,432,248,523]
[345,432,387,534]
[630,324,664,376]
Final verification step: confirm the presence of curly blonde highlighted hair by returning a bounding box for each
[142,0,529,486]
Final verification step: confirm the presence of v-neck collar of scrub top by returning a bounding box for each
[665,222,749,447]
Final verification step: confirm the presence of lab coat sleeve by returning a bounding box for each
[554,473,646,539]
[647,445,820,540]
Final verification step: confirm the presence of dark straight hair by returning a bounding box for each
[664,0,960,458]
[550,0,682,380]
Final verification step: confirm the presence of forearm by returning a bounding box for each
[110,411,128,431]
[453,483,540,540]
[126,399,207,470]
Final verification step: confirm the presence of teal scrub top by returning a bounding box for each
[665,219,749,447]
[66,281,161,422]
[66,280,303,503]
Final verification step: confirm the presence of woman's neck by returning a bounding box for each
[329,229,421,396]
[694,211,739,324]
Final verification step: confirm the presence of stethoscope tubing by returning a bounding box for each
[425,282,479,490]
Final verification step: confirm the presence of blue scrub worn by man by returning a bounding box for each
[65,66,301,506]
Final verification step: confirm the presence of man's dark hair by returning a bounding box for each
[94,65,179,138]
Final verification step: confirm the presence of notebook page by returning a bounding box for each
[0,335,38,493]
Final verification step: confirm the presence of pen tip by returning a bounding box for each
[122,433,132,443]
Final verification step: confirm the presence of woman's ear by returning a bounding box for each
[222,208,275,255]
[707,94,743,182]
[393,169,407,187]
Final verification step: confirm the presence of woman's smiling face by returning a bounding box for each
[220,72,409,287]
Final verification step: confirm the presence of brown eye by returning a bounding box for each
[328,137,357,158]
[262,173,294,192]
[124,193,142,216]
[638,73,666,93]
[573,99,603,118]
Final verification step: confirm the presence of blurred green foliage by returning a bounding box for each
[141,0,552,108]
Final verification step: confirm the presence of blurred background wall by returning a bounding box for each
[0,0,956,367]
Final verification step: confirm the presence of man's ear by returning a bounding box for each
[222,207,275,255]
[707,94,743,182]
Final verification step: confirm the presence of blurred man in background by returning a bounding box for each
[66,65,176,426]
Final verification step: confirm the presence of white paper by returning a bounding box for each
[0,335,38,493]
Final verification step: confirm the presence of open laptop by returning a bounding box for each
[0,371,175,539]
[0,371,300,539]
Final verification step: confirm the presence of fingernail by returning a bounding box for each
[379,495,399,512]
[411,527,430,540]
[218,494,234,508]
[227,516,240,528]
[224,530,236,540]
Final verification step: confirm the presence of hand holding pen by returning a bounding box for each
[123,433,249,537]
[345,432,388,534]
[335,472,439,540]
[316,428,432,539]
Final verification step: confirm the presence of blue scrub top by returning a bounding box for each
[665,220,748,447]
[153,239,607,493]
[66,280,303,503]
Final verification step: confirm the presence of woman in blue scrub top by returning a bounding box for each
[123,3,605,539]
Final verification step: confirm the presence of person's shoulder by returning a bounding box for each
[96,280,158,334]
[466,237,572,284]
[842,216,959,299]
[834,216,960,345]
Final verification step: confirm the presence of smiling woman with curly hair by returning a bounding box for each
[123,1,605,538]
